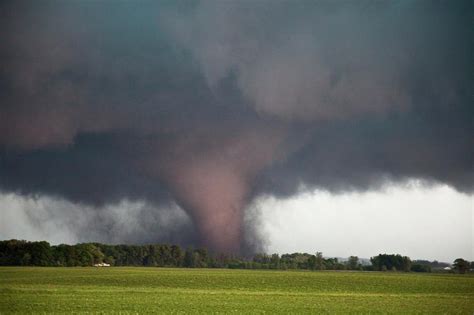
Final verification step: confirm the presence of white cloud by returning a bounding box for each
[1,181,472,263]
[254,181,473,262]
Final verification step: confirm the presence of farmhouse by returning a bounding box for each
[94,263,111,267]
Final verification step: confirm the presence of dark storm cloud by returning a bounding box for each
[0,1,472,252]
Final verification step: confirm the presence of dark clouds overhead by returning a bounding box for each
[0,0,472,252]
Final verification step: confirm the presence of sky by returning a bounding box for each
[257,181,473,262]
[1,181,472,262]
[0,1,472,259]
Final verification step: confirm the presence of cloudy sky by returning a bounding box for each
[258,182,473,262]
[1,181,472,262]
[0,1,472,260]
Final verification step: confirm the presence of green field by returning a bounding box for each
[1,267,473,314]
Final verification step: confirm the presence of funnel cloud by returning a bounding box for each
[0,1,472,253]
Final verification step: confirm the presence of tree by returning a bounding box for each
[20,253,32,266]
[171,245,184,267]
[453,258,470,274]
[29,241,53,266]
[347,256,359,270]
[270,254,280,269]
[307,255,316,270]
[315,252,325,270]
[411,264,431,272]
[183,248,195,268]
[194,248,208,268]
[370,254,411,272]
[104,256,115,265]
[401,256,412,272]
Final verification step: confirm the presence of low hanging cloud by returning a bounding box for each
[0,1,472,253]
[0,192,195,245]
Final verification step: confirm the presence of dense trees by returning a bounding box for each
[347,256,361,270]
[0,240,471,274]
[453,258,470,274]
[410,263,431,273]
[0,240,191,268]
[370,254,412,272]
[412,260,450,270]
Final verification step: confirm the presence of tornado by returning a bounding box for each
[166,159,248,253]
[158,128,285,253]
[0,1,472,253]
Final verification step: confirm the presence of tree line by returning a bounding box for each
[0,240,472,273]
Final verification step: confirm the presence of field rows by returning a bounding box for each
[1,267,473,314]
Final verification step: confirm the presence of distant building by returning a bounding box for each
[443,266,452,271]
[93,263,111,267]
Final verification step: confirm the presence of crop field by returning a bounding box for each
[1,267,473,314]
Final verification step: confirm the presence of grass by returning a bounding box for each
[1,267,473,314]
